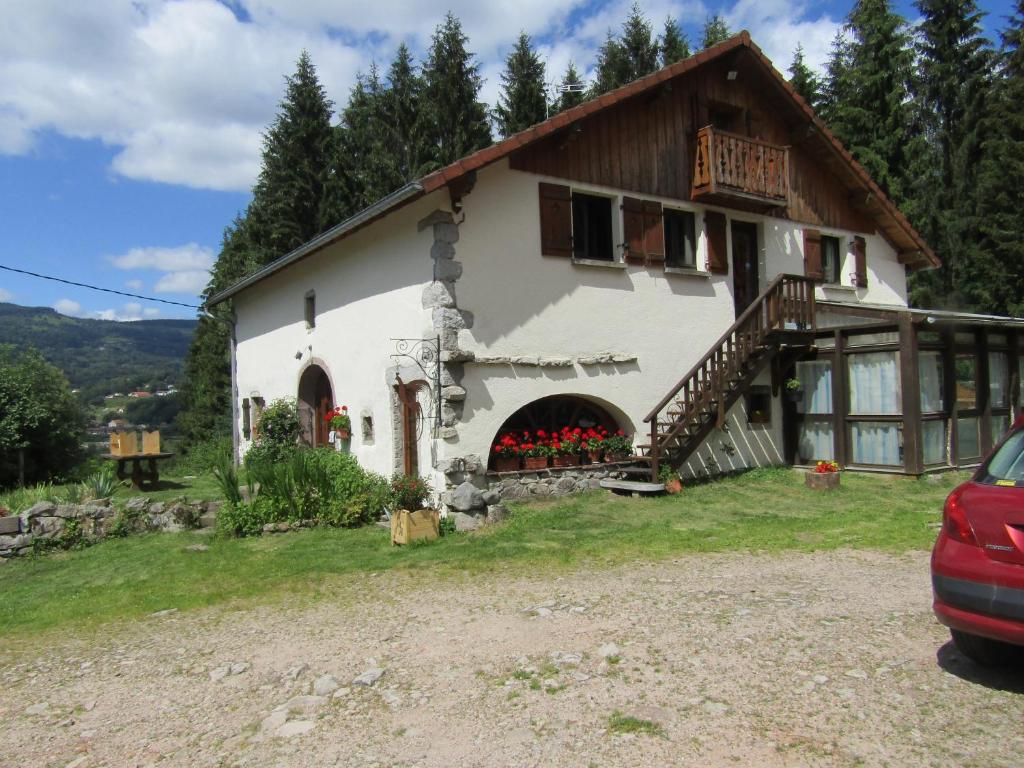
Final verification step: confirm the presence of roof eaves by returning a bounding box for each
[205,181,425,307]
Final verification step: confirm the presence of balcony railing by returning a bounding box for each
[692,125,789,206]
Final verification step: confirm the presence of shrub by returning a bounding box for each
[84,465,121,500]
[390,474,432,511]
[244,399,301,466]
[171,435,233,476]
[211,453,244,507]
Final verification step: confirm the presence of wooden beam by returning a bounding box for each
[899,312,923,475]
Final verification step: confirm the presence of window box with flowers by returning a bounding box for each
[492,433,522,472]
[582,427,608,464]
[551,427,582,467]
[325,405,351,445]
[521,430,552,470]
[603,429,633,462]
[805,460,840,490]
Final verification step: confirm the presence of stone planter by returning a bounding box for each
[552,454,580,468]
[805,471,840,490]
[493,456,520,473]
[523,456,549,471]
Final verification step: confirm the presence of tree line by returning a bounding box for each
[179,2,1024,452]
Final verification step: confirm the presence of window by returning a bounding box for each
[746,386,771,424]
[821,235,841,284]
[242,398,251,440]
[571,192,614,261]
[848,352,901,415]
[664,209,697,268]
[795,360,834,462]
[919,351,944,413]
[304,290,316,329]
[955,354,977,409]
[362,414,374,443]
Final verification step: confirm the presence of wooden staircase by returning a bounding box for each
[639,274,817,481]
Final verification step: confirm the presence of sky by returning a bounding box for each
[0,0,1016,321]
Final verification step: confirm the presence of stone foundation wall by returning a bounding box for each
[0,498,220,559]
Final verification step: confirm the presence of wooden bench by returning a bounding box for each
[599,479,666,496]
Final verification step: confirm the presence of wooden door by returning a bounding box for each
[396,379,423,476]
[731,221,759,317]
[314,372,333,447]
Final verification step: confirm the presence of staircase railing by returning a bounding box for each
[644,273,816,480]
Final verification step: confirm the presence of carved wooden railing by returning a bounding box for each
[644,274,815,480]
[692,125,789,204]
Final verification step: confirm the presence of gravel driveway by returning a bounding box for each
[2,548,1022,768]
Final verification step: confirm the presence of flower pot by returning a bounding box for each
[586,450,603,464]
[523,456,549,470]
[805,471,840,490]
[336,429,350,440]
[552,454,580,468]
[664,477,683,495]
[605,452,630,463]
[493,455,520,473]
[785,389,803,403]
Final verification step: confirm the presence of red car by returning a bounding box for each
[932,414,1024,665]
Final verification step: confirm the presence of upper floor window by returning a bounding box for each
[821,235,841,284]
[304,290,316,329]
[664,209,697,268]
[571,192,614,261]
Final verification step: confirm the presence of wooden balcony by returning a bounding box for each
[691,126,789,210]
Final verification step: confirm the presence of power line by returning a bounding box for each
[0,264,203,310]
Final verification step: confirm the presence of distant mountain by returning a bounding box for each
[0,303,197,404]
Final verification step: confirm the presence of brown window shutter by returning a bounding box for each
[539,183,572,257]
[642,200,665,264]
[706,211,728,274]
[853,235,868,287]
[803,228,823,282]
[622,196,646,264]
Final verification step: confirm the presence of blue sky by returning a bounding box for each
[0,0,1015,320]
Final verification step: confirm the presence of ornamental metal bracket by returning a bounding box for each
[390,335,442,435]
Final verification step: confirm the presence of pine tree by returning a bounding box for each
[421,12,493,167]
[826,1,917,205]
[495,32,548,137]
[788,44,823,112]
[907,0,994,310]
[819,31,853,127]
[660,16,690,66]
[552,62,586,114]
[970,2,1024,315]
[338,65,395,211]
[619,3,659,80]
[592,31,629,95]
[701,15,732,48]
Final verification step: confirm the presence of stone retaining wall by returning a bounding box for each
[0,498,220,559]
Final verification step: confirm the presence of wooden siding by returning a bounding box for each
[510,55,876,235]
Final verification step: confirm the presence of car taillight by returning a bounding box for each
[943,487,978,546]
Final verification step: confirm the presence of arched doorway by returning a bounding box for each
[298,364,334,448]
[395,378,428,475]
[488,395,626,470]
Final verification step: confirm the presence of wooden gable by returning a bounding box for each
[509,53,875,236]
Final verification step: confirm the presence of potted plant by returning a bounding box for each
[325,405,351,440]
[784,378,803,403]
[805,459,841,490]
[521,431,550,470]
[603,429,633,462]
[492,433,521,472]
[390,474,439,545]
[551,427,581,468]
[659,464,683,494]
[583,427,607,464]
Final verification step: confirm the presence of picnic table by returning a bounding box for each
[101,452,174,490]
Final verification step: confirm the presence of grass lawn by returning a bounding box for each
[0,468,963,642]
[0,471,225,513]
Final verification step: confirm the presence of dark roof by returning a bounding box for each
[208,31,937,307]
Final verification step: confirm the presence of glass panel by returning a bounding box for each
[955,355,977,410]
[990,352,1009,408]
[848,352,901,414]
[919,351,944,413]
[796,360,833,414]
[821,236,841,283]
[664,209,696,267]
[816,337,836,349]
[957,416,980,459]
[798,422,834,462]
[922,420,948,465]
[989,334,1008,346]
[955,332,977,346]
[850,422,902,466]
[992,413,1011,443]
[918,331,942,343]
[847,332,900,346]
[978,430,1024,485]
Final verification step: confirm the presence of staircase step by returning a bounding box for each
[599,479,665,495]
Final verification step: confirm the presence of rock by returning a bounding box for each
[0,534,32,552]
[452,512,481,532]
[485,504,509,525]
[229,662,249,676]
[433,308,473,331]
[353,668,385,687]
[312,674,340,697]
[283,664,307,681]
[422,281,456,309]
[332,687,351,699]
[24,702,50,716]
[276,720,315,739]
[80,700,96,712]
[598,643,621,659]
[125,497,149,513]
[278,695,327,715]
[22,501,56,519]
[441,385,466,401]
[439,427,459,440]
[481,489,501,506]
[539,357,573,367]
[209,666,230,682]
[55,504,83,519]
[433,258,463,281]
[511,356,539,366]
[430,240,456,260]
[185,544,209,553]
[845,669,868,680]
[551,651,583,667]
[262,522,291,534]
[450,481,485,512]
[433,222,460,244]
[259,710,288,734]
[150,608,178,618]
[379,690,402,708]
[577,356,599,365]
[702,701,729,716]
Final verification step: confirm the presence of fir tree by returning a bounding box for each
[380,44,430,186]
[421,12,493,167]
[619,3,659,80]
[338,65,395,211]
[660,16,690,66]
[908,0,994,310]
[788,44,823,112]
[592,31,629,94]
[701,15,732,49]
[552,62,586,114]
[819,31,853,127]
[495,32,548,137]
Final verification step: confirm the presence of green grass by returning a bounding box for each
[607,711,666,737]
[0,468,962,642]
[0,472,225,512]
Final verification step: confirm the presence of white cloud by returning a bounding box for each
[54,298,83,316]
[143,307,161,318]
[0,288,13,302]
[154,270,211,294]
[125,279,144,291]
[725,0,839,74]
[108,243,214,272]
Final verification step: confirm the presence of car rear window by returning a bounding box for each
[978,429,1024,486]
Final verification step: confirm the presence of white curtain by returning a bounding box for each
[922,420,947,465]
[849,352,901,415]
[851,422,901,465]
[799,423,834,461]
[797,361,833,414]
[992,414,1011,443]
[957,417,980,459]
[990,352,1009,408]
[919,351,944,413]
